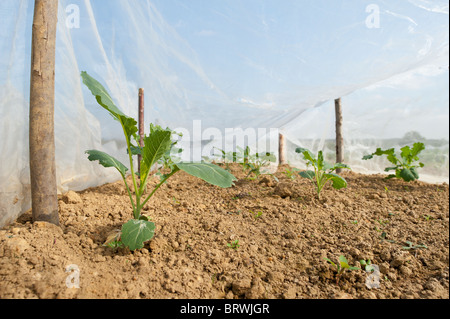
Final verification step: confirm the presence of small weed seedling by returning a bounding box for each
[362,142,425,182]
[376,219,389,227]
[241,146,277,181]
[359,259,376,272]
[82,72,236,251]
[283,167,300,180]
[227,240,240,250]
[295,147,350,200]
[324,255,360,284]
[402,241,428,251]
[250,210,263,219]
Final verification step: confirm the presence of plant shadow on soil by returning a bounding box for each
[0,164,448,299]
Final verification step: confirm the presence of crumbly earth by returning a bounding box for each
[0,164,448,299]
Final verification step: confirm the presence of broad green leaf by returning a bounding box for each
[142,130,172,170]
[81,71,125,117]
[410,167,419,179]
[386,153,399,166]
[296,147,315,164]
[299,170,315,180]
[399,168,417,182]
[176,162,237,188]
[402,142,425,164]
[317,151,325,171]
[121,219,155,251]
[369,147,398,165]
[362,154,373,160]
[86,150,128,177]
[372,147,395,157]
[81,71,138,140]
[400,145,412,162]
[339,255,351,268]
[325,173,347,190]
[411,142,425,157]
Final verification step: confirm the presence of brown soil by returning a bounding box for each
[0,164,448,299]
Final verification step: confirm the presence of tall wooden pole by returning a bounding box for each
[138,88,144,178]
[29,0,59,225]
[335,98,344,174]
[279,133,286,165]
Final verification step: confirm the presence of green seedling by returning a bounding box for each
[213,146,278,181]
[379,231,396,243]
[211,147,237,171]
[359,259,376,272]
[250,210,263,219]
[295,148,350,200]
[384,186,389,193]
[82,72,236,251]
[402,241,427,250]
[171,196,180,205]
[242,147,277,180]
[350,220,358,225]
[227,240,240,250]
[423,215,433,221]
[376,219,389,226]
[324,255,360,284]
[283,167,300,180]
[105,240,124,250]
[362,142,425,182]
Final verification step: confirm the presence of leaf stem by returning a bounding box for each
[121,121,140,219]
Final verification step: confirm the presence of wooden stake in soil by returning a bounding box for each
[138,88,144,179]
[335,98,344,174]
[279,133,287,165]
[29,0,59,225]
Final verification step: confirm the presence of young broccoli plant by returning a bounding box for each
[295,147,350,200]
[324,255,360,284]
[362,142,425,182]
[283,167,300,180]
[81,72,237,251]
[244,148,277,181]
[213,146,277,181]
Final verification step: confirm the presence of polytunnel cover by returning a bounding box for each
[0,0,448,227]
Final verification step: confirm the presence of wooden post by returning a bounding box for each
[138,88,144,178]
[29,0,59,225]
[279,133,286,165]
[335,98,344,173]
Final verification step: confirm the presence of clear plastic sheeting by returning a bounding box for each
[0,0,448,227]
